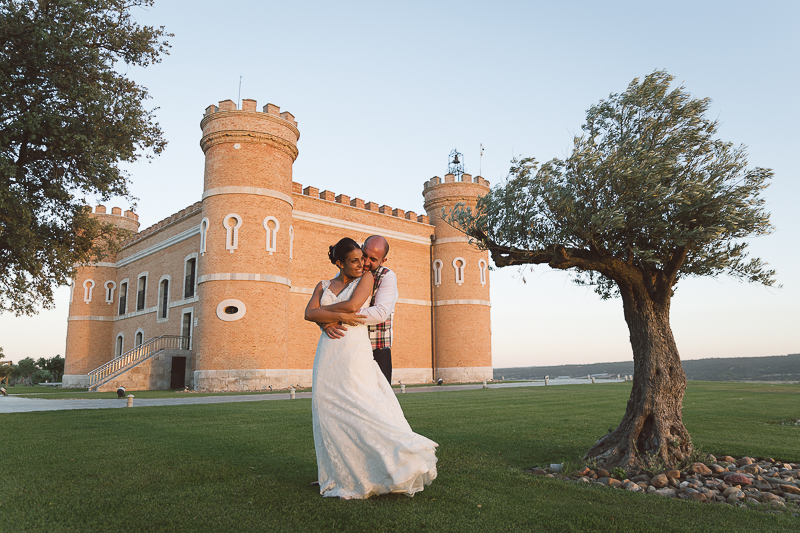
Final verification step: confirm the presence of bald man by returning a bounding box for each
[322,235,398,383]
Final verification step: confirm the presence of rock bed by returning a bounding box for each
[530,455,800,517]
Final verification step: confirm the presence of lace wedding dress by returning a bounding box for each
[312,278,438,499]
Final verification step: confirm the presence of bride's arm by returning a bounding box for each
[317,271,374,313]
[304,281,366,324]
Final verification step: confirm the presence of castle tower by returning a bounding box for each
[423,171,493,383]
[63,206,140,388]
[194,98,299,391]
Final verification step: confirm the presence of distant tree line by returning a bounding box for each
[0,352,64,385]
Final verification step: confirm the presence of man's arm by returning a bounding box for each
[359,270,398,325]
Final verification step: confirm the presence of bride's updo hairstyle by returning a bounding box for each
[328,237,361,266]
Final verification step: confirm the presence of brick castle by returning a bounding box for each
[63,98,492,391]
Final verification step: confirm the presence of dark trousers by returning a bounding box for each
[372,347,392,384]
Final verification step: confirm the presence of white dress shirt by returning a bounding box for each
[359,268,398,325]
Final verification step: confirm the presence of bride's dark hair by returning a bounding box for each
[328,237,361,266]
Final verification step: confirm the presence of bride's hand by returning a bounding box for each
[340,313,366,326]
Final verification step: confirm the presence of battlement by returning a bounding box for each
[293,181,429,225]
[203,98,298,127]
[120,201,203,248]
[94,205,139,221]
[423,173,490,190]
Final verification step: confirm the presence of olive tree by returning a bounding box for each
[0,0,170,315]
[450,71,776,470]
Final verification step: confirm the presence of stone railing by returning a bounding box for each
[88,335,188,389]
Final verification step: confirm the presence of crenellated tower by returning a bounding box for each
[423,172,493,383]
[194,98,300,391]
[62,206,140,388]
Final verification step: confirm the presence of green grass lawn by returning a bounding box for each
[1,381,798,532]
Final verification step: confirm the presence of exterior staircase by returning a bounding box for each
[88,335,189,392]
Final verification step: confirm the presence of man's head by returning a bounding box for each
[362,235,389,273]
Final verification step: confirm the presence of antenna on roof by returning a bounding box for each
[237,74,242,109]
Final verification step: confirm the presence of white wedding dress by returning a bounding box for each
[312,278,438,499]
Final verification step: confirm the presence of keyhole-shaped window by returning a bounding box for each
[83,279,95,303]
[478,259,488,287]
[432,259,443,287]
[104,281,116,304]
[452,257,466,286]
[263,216,280,255]
[200,217,209,255]
[223,214,242,253]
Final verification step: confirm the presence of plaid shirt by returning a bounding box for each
[367,266,393,350]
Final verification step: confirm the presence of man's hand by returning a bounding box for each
[322,322,347,339]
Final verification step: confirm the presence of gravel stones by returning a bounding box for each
[533,455,800,518]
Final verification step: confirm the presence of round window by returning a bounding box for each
[216,299,246,322]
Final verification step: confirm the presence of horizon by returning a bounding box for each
[1,1,798,368]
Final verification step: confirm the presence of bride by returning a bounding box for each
[304,237,438,499]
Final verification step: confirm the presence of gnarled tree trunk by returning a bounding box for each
[584,283,692,471]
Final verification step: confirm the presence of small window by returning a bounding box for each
[432,259,443,287]
[137,275,147,311]
[118,282,128,315]
[159,279,170,319]
[134,331,143,347]
[181,310,193,350]
[82,279,95,303]
[452,257,465,286]
[104,281,116,304]
[184,258,197,298]
[115,334,124,357]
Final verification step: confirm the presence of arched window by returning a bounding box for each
[263,216,280,255]
[118,280,129,316]
[104,281,116,304]
[432,259,443,287]
[82,279,95,303]
[158,277,170,320]
[452,257,466,286]
[136,273,148,311]
[199,217,209,255]
[184,255,197,298]
[478,259,488,287]
[115,333,124,357]
[223,213,242,253]
[134,329,144,348]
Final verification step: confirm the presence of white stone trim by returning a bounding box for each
[289,286,315,295]
[263,216,280,255]
[216,299,246,322]
[435,236,476,245]
[223,213,242,253]
[86,262,117,268]
[432,259,443,287]
[396,298,431,306]
[478,259,488,286]
[193,368,315,391]
[434,299,491,307]
[392,367,434,385]
[452,257,465,286]
[199,273,291,286]
[169,295,199,309]
[68,315,115,322]
[203,186,293,207]
[200,218,209,255]
[157,274,171,322]
[435,366,493,383]
[69,281,74,304]
[116,225,201,268]
[104,280,116,304]
[134,328,145,347]
[292,210,431,245]
[82,279,95,303]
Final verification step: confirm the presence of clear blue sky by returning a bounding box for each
[1,0,798,368]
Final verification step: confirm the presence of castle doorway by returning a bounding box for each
[171,357,186,389]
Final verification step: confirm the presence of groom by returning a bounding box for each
[322,235,398,383]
